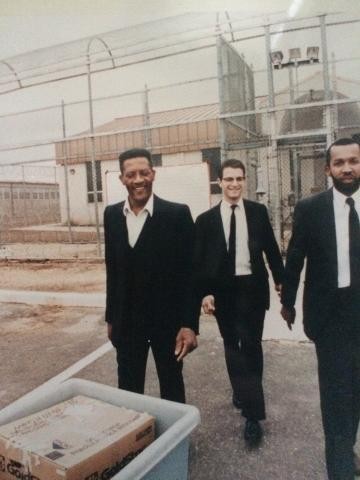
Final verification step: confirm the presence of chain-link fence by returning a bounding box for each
[1,11,360,257]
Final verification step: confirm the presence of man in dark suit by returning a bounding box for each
[281,138,360,479]
[104,148,198,403]
[193,158,284,445]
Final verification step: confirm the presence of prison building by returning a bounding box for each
[0,181,60,229]
[55,103,258,226]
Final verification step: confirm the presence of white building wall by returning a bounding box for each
[58,152,203,225]
[58,159,118,225]
[162,151,202,166]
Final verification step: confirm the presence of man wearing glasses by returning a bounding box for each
[193,158,284,445]
[104,148,198,403]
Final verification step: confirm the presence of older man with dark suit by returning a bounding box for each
[193,158,284,445]
[281,138,360,479]
[104,148,197,403]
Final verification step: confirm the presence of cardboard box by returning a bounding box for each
[0,395,155,480]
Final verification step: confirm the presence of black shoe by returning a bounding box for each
[232,395,242,409]
[244,419,262,446]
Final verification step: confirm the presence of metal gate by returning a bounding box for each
[278,143,327,250]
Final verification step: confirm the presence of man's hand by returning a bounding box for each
[281,306,296,330]
[175,328,198,361]
[202,295,215,315]
[275,283,282,298]
[107,323,113,342]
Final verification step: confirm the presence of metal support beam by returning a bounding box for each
[216,36,227,163]
[86,60,102,257]
[61,100,73,243]
[265,24,281,244]
[320,15,333,146]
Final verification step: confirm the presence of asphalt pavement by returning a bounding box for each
[1,283,358,479]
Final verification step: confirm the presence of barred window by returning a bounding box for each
[202,148,222,194]
[86,161,103,203]
[152,153,162,167]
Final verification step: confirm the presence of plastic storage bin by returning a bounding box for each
[0,378,200,480]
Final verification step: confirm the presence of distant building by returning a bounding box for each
[55,103,258,225]
[0,181,60,229]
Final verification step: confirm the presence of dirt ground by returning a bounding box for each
[0,242,102,260]
[0,258,356,479]
[0,260,105,292]
[0,302,108,409]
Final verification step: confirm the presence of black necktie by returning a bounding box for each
[229,205,237,275]
[346,197,360,287]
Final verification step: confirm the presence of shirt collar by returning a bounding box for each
[333,186,360,207]
[123,194,154,216]
[221,198,243,213]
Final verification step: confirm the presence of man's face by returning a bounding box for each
[326,143,360,195]
[120,156,155,208]
[218,167,245,204]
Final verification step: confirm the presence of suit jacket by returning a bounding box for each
[104,195,197,345]
[281,188,350,341]
[193,199,284,310]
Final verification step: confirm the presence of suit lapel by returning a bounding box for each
[243,200,254,246]
[213,203,228,254]
[113,202,128,246]
[132,194,161,251]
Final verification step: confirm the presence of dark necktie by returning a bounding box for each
[346,197,360,287]
[228,205,237,275]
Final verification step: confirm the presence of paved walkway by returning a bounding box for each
[0,286,307,341]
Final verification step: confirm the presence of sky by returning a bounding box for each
[1,0,359,59]
[0,0,359,167]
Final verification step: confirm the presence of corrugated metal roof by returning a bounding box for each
[93,103,219,133]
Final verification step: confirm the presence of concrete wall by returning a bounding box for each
[0,182,60,229]
[58,152,204,225]
[58,159,116,226]
[162,151,202,166]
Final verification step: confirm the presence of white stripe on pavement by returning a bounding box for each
[0,289,105,307]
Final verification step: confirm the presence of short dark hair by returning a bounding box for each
[326,138,360,166]
[218,158,246,179]
[119,148,153,172]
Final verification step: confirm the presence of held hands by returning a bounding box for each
[175,327,198,362]
[275,283,282,298]
[281,305,296,331]
[202,295,215,315]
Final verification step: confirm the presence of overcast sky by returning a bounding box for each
[0,0,359,166]
[1,0,359,59]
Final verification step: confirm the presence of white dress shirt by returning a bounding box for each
[220,199,252,275]
[123,194,154,247]
[333,187,360,287]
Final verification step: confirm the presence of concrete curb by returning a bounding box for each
[0,289,105,308]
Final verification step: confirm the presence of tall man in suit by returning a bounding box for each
[281,138,360,479]
[193,158,284,445]
[104,148,198,403]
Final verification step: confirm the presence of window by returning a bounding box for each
[39,192,44,199]
[45,192,49,199]
[152,153,162,167]
[202,148,222,194]
[33,192,38,199]
[51,192,56,199]
[86,161,103,203]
